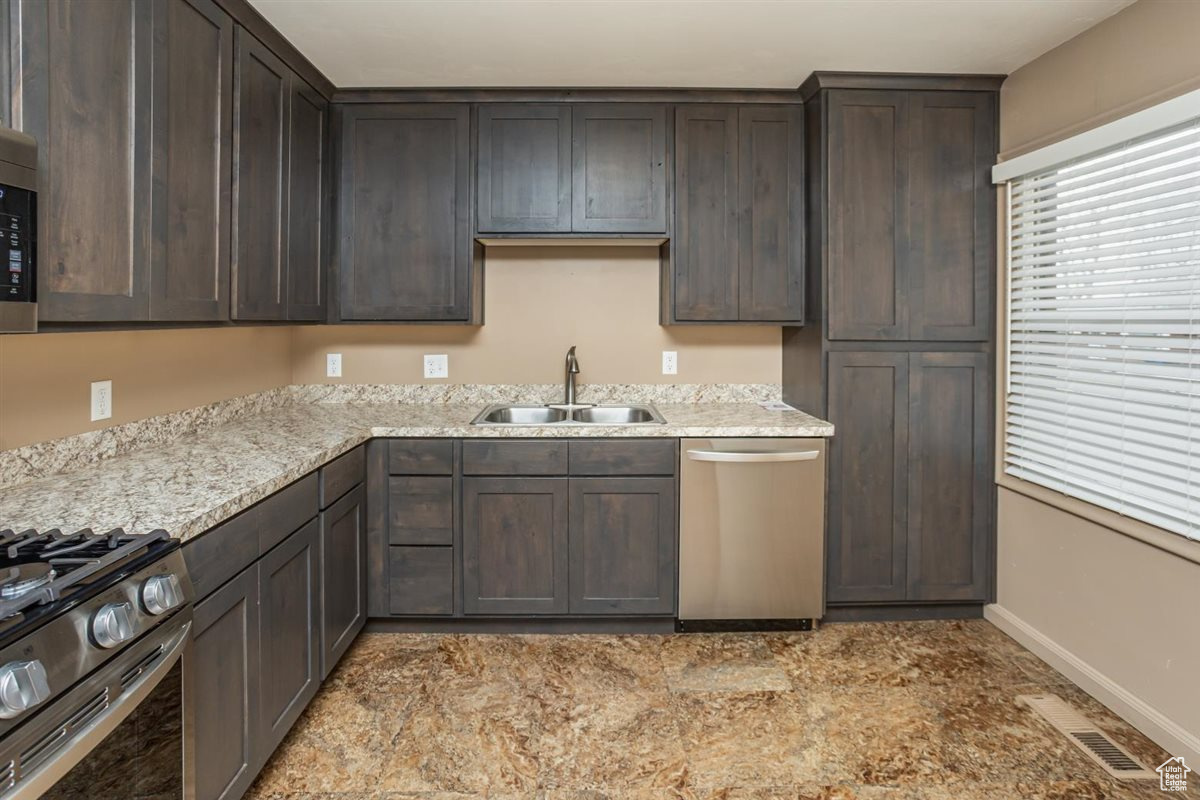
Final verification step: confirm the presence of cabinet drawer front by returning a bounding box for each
[389,546,454,615]
[568,440,677,476]
[388,439,454,475]
[462,441,568,475]
[184,509,259,603]
[320,445,365,509]
[388,477,454,545]
[258,473,320,554]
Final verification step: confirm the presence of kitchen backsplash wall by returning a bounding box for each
[0,327,292,450]
[0,247,782,453]
[291,246,782,385]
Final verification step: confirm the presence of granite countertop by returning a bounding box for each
[0,401,833,543]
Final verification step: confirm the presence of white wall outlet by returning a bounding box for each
[90,380,113,422]
[662,350,678,375]
[326,353,343,378]
[424,354,449,379]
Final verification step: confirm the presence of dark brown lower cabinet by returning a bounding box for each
[188,564,260,800]
[826,350,991,605]
[186,472,359,800]
[257,519,321,758]
[462,477,569,614]
[905,352,991,600]
[389,546,454,615]
[826,352,909,603]
[319,485,367,679]
[568,477,676,614]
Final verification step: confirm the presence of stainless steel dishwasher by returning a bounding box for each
[679,438,827,627]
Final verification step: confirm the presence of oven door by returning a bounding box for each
[0,609,191,799]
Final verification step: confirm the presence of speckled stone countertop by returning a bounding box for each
[0,401,833,543]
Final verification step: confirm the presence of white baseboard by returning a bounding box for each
[985,603,1200,764]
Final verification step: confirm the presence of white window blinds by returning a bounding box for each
[1004,116,1200,541]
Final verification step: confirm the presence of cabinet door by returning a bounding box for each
[149,0,232,322]
[738,105,804,322]
[572,104,668,233]
[188,564,260,800]
[286,79,328,321]
[673,105,738,321]
[568,477,676,615]
[826,90,907,341]
[19,0,153,322]
[258,519,320,758]
[231,29,288,321]
[339,104,473,321]
[462,477,568,614]
[907,92,995,341]
[319,485,366,679]
[477,104,571,233]
[907,352,990,601]
[826,351,909,603]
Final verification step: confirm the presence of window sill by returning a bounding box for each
[996,473,1200,568]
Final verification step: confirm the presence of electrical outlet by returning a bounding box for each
[90,380,112,422]
[424,354,449,379]
[662,351,678,375]
[326,353,342,378]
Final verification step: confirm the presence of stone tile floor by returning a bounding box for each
[247,620,1197,799]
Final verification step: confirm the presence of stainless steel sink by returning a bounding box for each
[572,406,662,425]
[474,405,570,425]
[470,403,666,426]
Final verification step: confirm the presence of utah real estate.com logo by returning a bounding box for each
[1157,756,1191,792]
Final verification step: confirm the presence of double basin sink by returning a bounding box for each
[471,403,666,426]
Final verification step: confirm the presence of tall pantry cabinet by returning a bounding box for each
[782,73,1002,613]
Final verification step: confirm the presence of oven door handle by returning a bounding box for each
[9,613,191,800]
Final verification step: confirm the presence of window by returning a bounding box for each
[998,106,1200,542]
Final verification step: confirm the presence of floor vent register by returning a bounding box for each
[1018,694,1157,781]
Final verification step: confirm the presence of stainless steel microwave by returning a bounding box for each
[0,126,37,333]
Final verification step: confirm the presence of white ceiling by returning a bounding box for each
[249,0,1134,90]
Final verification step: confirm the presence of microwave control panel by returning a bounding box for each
[0,184,35,303]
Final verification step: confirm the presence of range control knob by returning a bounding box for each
[91,602,136,649]
[0,660,50,718]
[141,574,184,616]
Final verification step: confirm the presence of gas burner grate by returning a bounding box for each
[0,528,170,621]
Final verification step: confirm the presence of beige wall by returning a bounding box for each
[1000,0,1200,156]
[0,247,779,450]
[0,327,291,449]
[993,0,1200,762]
[990,489,1200,762]
[292,246,781,385]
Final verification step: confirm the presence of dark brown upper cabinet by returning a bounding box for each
[18,0,154,322]
[286,81,328,321]
[13,0,328,326]
[824,89,995,341]
[572,104,668,234]
[150,0,233,322]
[231,28,329,322]
[231,30,288,321]
[673,105,738,321]
[671,104,803,324]
[338,104,477,322]
[477,104,571,233]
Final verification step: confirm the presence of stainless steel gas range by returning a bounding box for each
[0,528,193,799]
